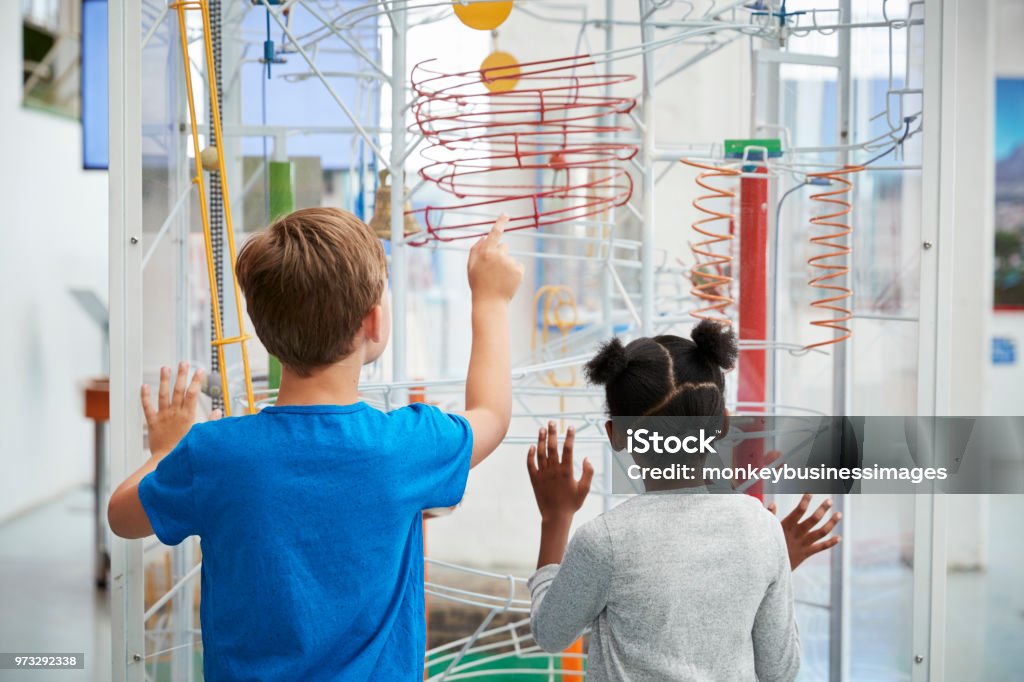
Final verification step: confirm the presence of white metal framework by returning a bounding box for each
[106,1,979,680]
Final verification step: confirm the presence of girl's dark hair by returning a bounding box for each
[585,319,738,418]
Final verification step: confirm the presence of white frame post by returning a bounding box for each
[172,2,199,676]
[638,0,656,336]
[911,1,944,679]
[914,0,995,679]
[108,0,145,680]
[389,2,408,389]
[600,0,617,513]
[829,3,853,679]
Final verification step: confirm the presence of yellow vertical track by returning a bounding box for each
[172,1,255,415]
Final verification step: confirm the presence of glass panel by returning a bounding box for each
[771,6,926,678]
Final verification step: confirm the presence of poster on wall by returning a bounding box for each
[995,78,1024,308]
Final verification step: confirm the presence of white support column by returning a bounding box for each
[108,1,145,680]
[940,0,996,416]
[829,4,853,680]
[389,2,408,388]
[918,5,995,417]
[601,0,616,514]
[601,0,615,340]
[913,0,944,676]
[171,4,196,673]
[911,492,949,681]
[914,0,994,679]
[638,0,656,336]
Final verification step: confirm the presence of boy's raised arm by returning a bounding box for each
[108,363,216,538]
[460,215,524,467]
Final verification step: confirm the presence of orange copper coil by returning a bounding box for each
[681,159,740,324]
[804,165,865,350]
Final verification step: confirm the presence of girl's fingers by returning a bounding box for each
[546,421,559,464]
[807,512,842,542]
[782,493,814,527]
[578,458,594,499]
[806,536,842,558]
[527,446,539,477]
[562,426,575,470]
[171,361,189,407]
[536,428,548,468]
[797,499,833,532]
[157,366,171,410]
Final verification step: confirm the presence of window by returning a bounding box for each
[22,0,81,119]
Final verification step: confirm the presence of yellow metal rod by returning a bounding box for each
[172,0,258,415]
[175,2,232,414]
[199,0,256,414]
[211,335,252,347]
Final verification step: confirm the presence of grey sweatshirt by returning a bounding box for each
[528,489,799,682]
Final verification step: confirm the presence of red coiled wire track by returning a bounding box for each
[407,54,638,244]
[681,159,740,323]
[804,165,864,350]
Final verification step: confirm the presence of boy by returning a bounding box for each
[108,208,523,681]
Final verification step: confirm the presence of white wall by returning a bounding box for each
[0,1,109,521]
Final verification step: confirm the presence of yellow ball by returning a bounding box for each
[453,1,513,30]
[200,146,220,171]
[480,51,520,93]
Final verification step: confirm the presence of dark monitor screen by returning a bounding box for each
[81,0,108,170]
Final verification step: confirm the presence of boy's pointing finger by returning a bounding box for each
[488,213,509,241]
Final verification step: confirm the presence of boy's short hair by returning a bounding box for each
[237,207,387,376]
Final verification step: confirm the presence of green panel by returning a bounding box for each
[268,355,282,392]
[723,138,783,158]
[266,160,293,389]
[426,650,584,680]
[268,160,294,221]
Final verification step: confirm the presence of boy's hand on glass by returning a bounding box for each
[142,362,221,458]
[767,492,842,570]
[467,214,524,303]
[527,422,594,523]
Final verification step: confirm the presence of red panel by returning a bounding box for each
[736,167,769,499]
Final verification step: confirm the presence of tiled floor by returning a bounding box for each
[0,489,1021,681]
[0,488,110,682]
[944,496,1024,682]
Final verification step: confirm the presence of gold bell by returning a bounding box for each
[370,169,420,240]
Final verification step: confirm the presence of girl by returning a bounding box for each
[526,320,839,681]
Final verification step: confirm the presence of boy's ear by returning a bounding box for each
[362,303,385,344]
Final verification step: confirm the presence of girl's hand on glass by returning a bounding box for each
[527,422,594,523]
[767,492,842,570]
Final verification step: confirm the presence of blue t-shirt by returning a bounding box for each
[138,402,473,681]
